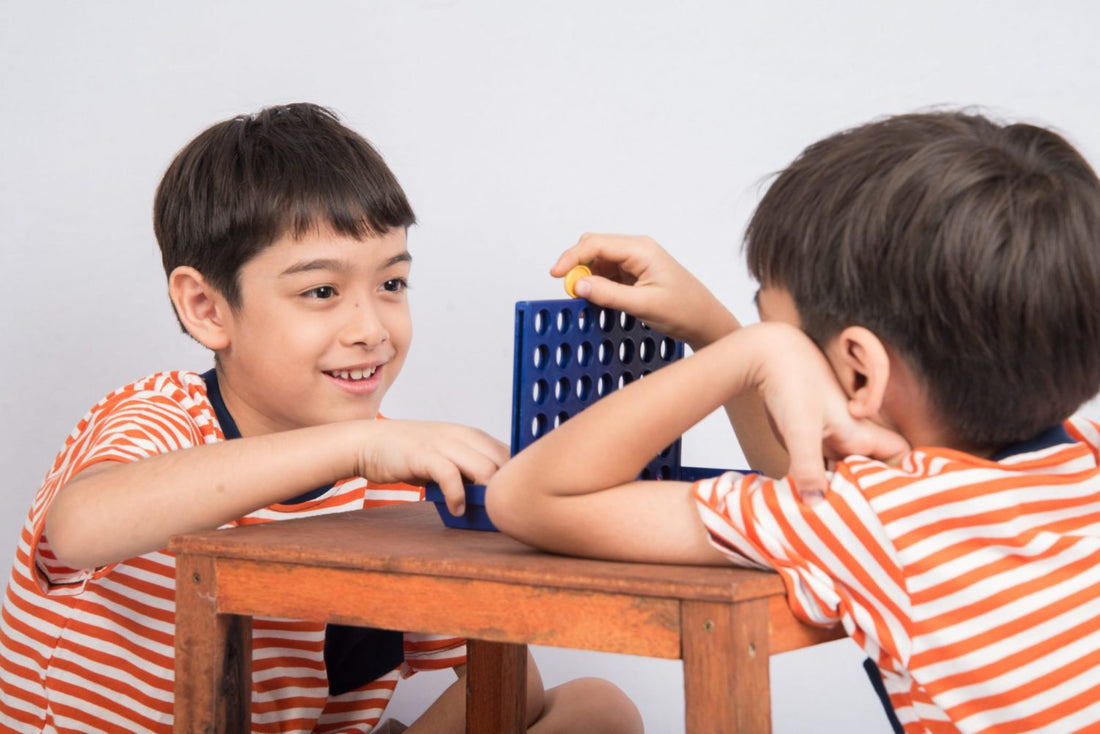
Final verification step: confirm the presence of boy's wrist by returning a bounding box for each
[684,306,741,351]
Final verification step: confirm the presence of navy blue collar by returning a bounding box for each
[200,369,332,504]
[990,423,1075,461]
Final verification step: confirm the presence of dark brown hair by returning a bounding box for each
[154,103,415,314]
[746,111,1100,448]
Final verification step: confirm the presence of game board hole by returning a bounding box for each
[532,379,548,405]
[555,309,571,334]
[534,309,550,335]
[533,344,549,369]
[618,372,634,389]
[597,373,612,396]
[618,339,635,365]
[577,342,593,366]
[555,343,572,368]
[640,337,655,363]
[640,467,653,479]
[575,375,592,400]
[598,309,615,332]
[555,377,570,402]
[619,312,636,330]
[659,337,676,360]
[554,412,569,428]
[577,307,592,332]
[659,465,672,479]
[531,414,547,438]
[598,340,614,365]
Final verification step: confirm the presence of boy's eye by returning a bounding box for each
[382,278,408,293]
[304,286,337,299]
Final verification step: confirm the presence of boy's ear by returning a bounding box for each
[824,326,890,419]
[168,266,232,350]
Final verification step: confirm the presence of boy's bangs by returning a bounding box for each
[283,193,409,242]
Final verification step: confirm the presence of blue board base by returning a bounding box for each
[423,483,498,531]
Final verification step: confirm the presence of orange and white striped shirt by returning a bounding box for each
[0,371,464,733]
[694,417,1100,733]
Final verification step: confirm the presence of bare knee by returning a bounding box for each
[534,677,644,734]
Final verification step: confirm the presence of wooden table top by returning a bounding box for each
[169,502,786,605]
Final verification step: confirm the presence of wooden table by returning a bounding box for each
[171,502,841,733]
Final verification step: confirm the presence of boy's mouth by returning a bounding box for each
[323,365,385,395]
[326,366,378,381]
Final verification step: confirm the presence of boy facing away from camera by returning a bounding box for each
[488,111,1100,733]
[0,103,642,734]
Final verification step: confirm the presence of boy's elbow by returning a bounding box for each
[485,466,536,540]
[484,472,519,535]
[43,503,91,570]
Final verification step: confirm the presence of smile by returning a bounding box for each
[326,366,378,381]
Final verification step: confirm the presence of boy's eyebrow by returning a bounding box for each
[383,252,413,269]
[279,252,412,277]
[280,259,346,276]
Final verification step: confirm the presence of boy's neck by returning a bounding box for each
[883,375,1068,459]
[879,355,997,457]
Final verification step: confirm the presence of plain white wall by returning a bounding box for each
[4,2,1100,731]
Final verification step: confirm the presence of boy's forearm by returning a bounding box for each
[493,328,761,499]
[723,394,789,477]
[45,421,367,569]
[684,310,791,478]
[487,329,760,564]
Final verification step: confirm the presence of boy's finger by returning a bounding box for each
[451,444,506,485]
[424,459,466,516]
[550,235,636,277]
[847,423,911,466]
[782,428,830,501]
[571,274,647,314]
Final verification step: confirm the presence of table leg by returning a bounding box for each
[466,639,527,733]
[174,554,252,734]
[682,598,770,733]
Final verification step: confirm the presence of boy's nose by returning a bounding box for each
[341,301,388,347]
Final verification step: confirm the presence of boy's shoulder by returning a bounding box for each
[79,371,212,424]
[37,371,220,492]
[60,371,219,452]
[833,416,1100,491]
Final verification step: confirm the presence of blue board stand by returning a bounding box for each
[426,298,733,530]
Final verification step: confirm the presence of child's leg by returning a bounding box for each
[531,677,644,734]
[402,652,642,733]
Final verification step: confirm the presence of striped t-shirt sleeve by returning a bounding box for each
[692,469,910,649]
[32,388,209,593]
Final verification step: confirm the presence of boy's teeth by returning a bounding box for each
[333,367,377,380]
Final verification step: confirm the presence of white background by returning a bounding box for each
[3,2,1100,731]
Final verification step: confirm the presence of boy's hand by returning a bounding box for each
[552,233,739,350]
[747,324,910,500]
[354,421,509,516]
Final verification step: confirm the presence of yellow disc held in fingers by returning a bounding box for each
[563,264,592,298]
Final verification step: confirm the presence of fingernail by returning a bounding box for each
[800,490,825,506]
[574,278,591,298]
[454,503,466,516]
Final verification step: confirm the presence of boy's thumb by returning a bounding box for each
[841,422,911,467]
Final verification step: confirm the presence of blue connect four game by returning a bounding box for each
[425,297,725,531]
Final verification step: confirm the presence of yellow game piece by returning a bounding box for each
[563,264,592,298]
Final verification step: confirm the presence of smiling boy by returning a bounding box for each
[0,103,641,733]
